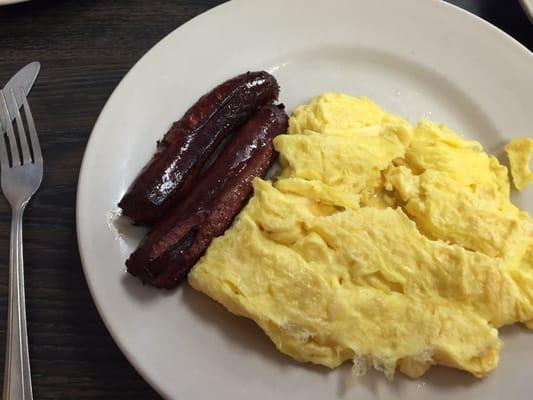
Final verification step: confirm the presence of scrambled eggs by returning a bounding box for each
[505,138,533,191]
[189,94,533,379]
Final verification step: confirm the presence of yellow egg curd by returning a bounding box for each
[189,93,533,379]
[505,138,533,191]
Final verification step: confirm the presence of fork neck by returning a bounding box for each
[10,201,28,217]
[9,204,26,252]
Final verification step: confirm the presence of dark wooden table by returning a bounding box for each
[0,1,530,399]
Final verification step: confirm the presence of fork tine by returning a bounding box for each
[0,126,9,170]
[11,89,31,164]
[20,91,42,164]
[0,91,21,167]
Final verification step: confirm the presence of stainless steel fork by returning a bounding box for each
[0,88,43,400]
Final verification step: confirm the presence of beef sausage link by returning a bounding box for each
[161,71,277,148]
[126,105,289,288]
[118,71,279,225]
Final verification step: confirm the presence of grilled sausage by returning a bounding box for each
[119,71,279,225]
[127,105,289,288]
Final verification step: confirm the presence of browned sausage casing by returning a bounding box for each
[119,71,279,225]
[127,105,289,288]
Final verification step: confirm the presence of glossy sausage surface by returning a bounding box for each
[126,105,289,288]
[119,71,279,225]
[161,72,275,147]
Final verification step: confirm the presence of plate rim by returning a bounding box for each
[76,1,533,399]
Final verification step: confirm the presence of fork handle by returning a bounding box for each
[3,206,33,400]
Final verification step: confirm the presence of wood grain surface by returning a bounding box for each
[0,1,530,399]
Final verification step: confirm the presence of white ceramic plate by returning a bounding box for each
[77,0,533,399]
[519,0,533,22]
[0,0,29,5]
